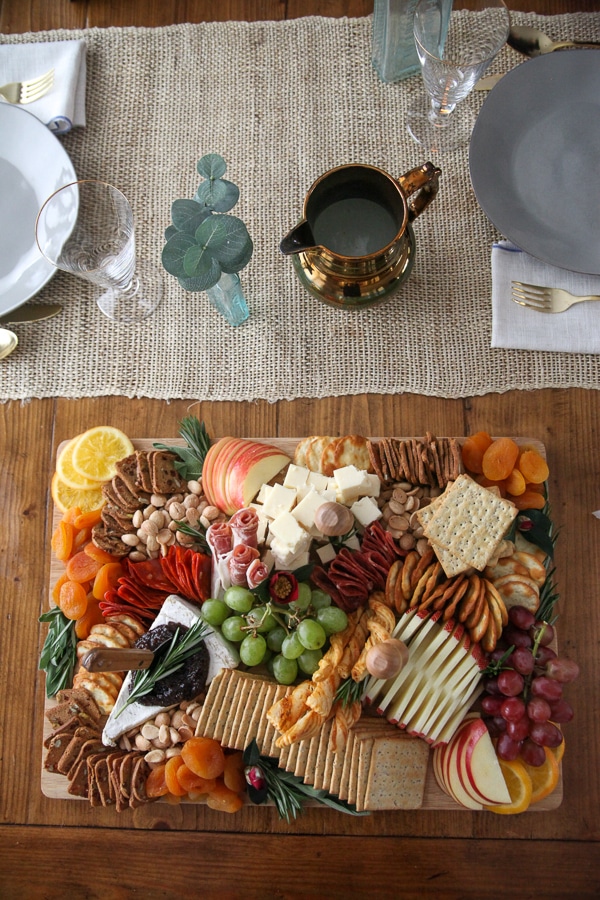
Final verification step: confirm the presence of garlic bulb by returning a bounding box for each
[314,502,355,537]
[365,639,409,679]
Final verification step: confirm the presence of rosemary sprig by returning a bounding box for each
[39,607,77,698]
[335,676,365,707]
[116,619,209,717]
[153,416,211,481]
[172,519,210,554]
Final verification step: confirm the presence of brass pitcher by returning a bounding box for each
[280,162,441,309]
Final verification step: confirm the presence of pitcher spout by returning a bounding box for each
[280,220,318,255]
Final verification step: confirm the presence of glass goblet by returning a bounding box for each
[407,0,510,154]
[35,180,162,324]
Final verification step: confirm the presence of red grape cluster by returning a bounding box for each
[481,605,579,767]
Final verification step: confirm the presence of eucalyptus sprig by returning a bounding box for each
[153,415,211,481]
[39,607,77,698]
[162,153,253,292]
[116,619,209,717]
[243,740,368,822]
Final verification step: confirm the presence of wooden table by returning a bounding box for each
[1,1,599,896]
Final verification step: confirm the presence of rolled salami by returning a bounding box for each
[246,557,269,590]
[206,522,233,558]
[229,508,259,549]
[228,543,260,586]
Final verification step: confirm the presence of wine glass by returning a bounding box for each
[407,0,510,154]
[35,180,163,323]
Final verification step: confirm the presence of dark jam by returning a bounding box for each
[133,623,209,707]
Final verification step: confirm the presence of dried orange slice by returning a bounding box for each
[485,758,532,815]
[523,747,560,804]
[56,436,104,490]
[71,426,134,482]
[51,473,105,515]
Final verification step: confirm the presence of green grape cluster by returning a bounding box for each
[200,582,349,685]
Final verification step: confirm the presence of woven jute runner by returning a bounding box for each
[1,12,599,402]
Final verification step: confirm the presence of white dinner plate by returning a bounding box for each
[469,50,600,276]
[0,104,76,315]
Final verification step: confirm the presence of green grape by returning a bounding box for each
[266,625,287,653]
[298,648,323,675]
[223,585,255,613]
[239,633,267,666]
[297,618,327,650]
[281,631,305,660]
[272,654,298,685]
[245,605,278,633]
[316,606,349,635]
[261,646,273,666]
[200,599,231,628]
[221,615,247,643]
[289,582,312,613]
[266,655,275,676]
[310,589,332,611]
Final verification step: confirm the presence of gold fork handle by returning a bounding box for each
[568,294,600,304]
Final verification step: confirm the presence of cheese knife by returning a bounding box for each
[81,646,155,673]
[0,304,63,326]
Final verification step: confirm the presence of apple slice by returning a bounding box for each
[226,442,290,512]
[440,722,483,810]
[202,436,236,509]
[456,717,511,805]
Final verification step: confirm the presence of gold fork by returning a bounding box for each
[0,67,54,104]
[511,281,600,314]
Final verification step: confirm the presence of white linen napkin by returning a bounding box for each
[0,40,86,134]
[491,242,600,354]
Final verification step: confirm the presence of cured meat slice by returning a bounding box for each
[246,558,269,590]
[206,522,233,558]
[228,544,260,586]
[229,508,259,549]
[123,557,177,593]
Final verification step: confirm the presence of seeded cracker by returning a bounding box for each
[424,474,517,574]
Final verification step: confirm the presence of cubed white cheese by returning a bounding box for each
[262,483,297,519]
[256,483,272,505]
[269,511,308,552]
[344,534,362,551]
[333,465,373,503]
[307,471,330,492]
[283,464,309,490]
[364,473,381,498]
[262,548,276,574]
[270,536,311,569]
[351,496,383,527]
[292,488,328,530]
[316,542,337,564]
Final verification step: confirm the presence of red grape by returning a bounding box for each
[508,606,536,630]
[481,695,504,716]
[484,677,502,696]
[497,733,522,761]
[529,721,563,748]
[549,698,574,724]
[497,669,525,697]
[506,717,530,742]
[485,717,504,738]
[535,645,557,667]
[531,675,563,702]
[527,696,551,723]
[546,657,580,684]
[500,696,526,722]
[510,647,535,675]
[491,715,507,733]
[504,624,533,649]
[520,738,547,767]
[530,621,555,646]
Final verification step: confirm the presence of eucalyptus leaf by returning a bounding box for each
[206,179,240,213]
[164,224,178,240]
[183,243,222,281]
[218,237,254,275]
[208,215,252,265]
[178,272,220,291]
[196,178,234,212]
[171,199,212,234]
[162,233,196,277]
[195,216,230,251]
[197,153,227,180]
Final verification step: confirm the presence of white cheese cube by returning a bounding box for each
[271,536,311,569]
[262,483,297,519]
[269,511,308,552]
[256,483,272,504]
[344,534,362,551]
[316,543,337,564]
[292,488,328,530]
[262,549,276,574]
[351,496,383,527]
[364,473,381,498]
[284,464,309,490]
[333,465,368,503]
[307,471,330,492]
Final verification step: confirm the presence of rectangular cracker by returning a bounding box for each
[337,731,356,801]
[235,681,269,751]
[364,734,430,810]
[222,676,255,749]
[194,669,232,737]
[355,738,375,812]
[255,683,278,751]
[312,720,333,791]
[424,474,517,572]
[294,738,312,779]
[212,676,243,742]
[302,731,322,786]
[283,740,299,773]
[263,685,289,758]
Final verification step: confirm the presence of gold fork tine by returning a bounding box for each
[20,68,54,103]
[511,281,551,308]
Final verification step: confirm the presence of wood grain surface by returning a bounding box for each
[1,1,599,898]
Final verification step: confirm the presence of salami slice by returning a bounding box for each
[246,557,269,590]
[310,566,347,610]
[229,508,259,549]
[206,522,233,558]
[228,543,260,586]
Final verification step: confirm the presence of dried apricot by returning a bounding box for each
[206,779,244,814]
[51,572,70,606]
[62,506,82,525]
[72,527,93,553]
[164,755,188,796]
[505,467,527,497]
[92,562,123,601]
[59,580,88,620]
[223,752,246,794]
[461,431,493,475]
[146,764,169,798]
[513,491,546,511]
[518,449,550,485]
[65,550,103,584]
[482,438,520,482]
[84,543,120,565]
[176,763,216,795]
[75,598,105,639]
[181,736,225,780]
[474,474,507,497]
[74,508,103,530]
[51,520,75,562]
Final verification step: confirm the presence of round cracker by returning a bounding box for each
[484,557,529,581]
[72,679,116,714]
[332,434,371,472]
[457,574,481,623]
[493,574,540,613]
[385,560,402,609]
[89,623,130,648]
[107,613,145,637]
[401,550,420,601]
[442,576,470,621]
[469,597,490,644]
[485,579,508,628]
[75,671,119,699]
[293,436,314,468]
[512,551,547,587]
[306,436,334,473]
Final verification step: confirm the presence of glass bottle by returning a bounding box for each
[372,0,452,84]
[205,272,249,326]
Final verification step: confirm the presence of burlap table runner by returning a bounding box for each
[1,12,599,402]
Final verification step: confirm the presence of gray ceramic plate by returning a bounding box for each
[469,50,600,275]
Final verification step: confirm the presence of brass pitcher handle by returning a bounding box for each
[398,162,442,223]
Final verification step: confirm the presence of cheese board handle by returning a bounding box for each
[80,647,155,673]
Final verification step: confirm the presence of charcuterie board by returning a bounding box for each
[42,436,563,812]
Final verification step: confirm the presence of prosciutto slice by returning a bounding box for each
[246,557,270,590]
[228,543,260,586]
[206,521,233,558]
[229,508,259,549]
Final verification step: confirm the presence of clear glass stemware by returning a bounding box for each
[35,180,163,324]
[407,0,510,154]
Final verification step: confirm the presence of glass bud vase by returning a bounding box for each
[205,272,249,326]
[372,0,452,83]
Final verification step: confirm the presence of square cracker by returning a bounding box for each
[364,734,430,810]
[424,475,517,573]
[417,501,467,578]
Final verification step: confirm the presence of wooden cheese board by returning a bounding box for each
[42,436,562,811]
